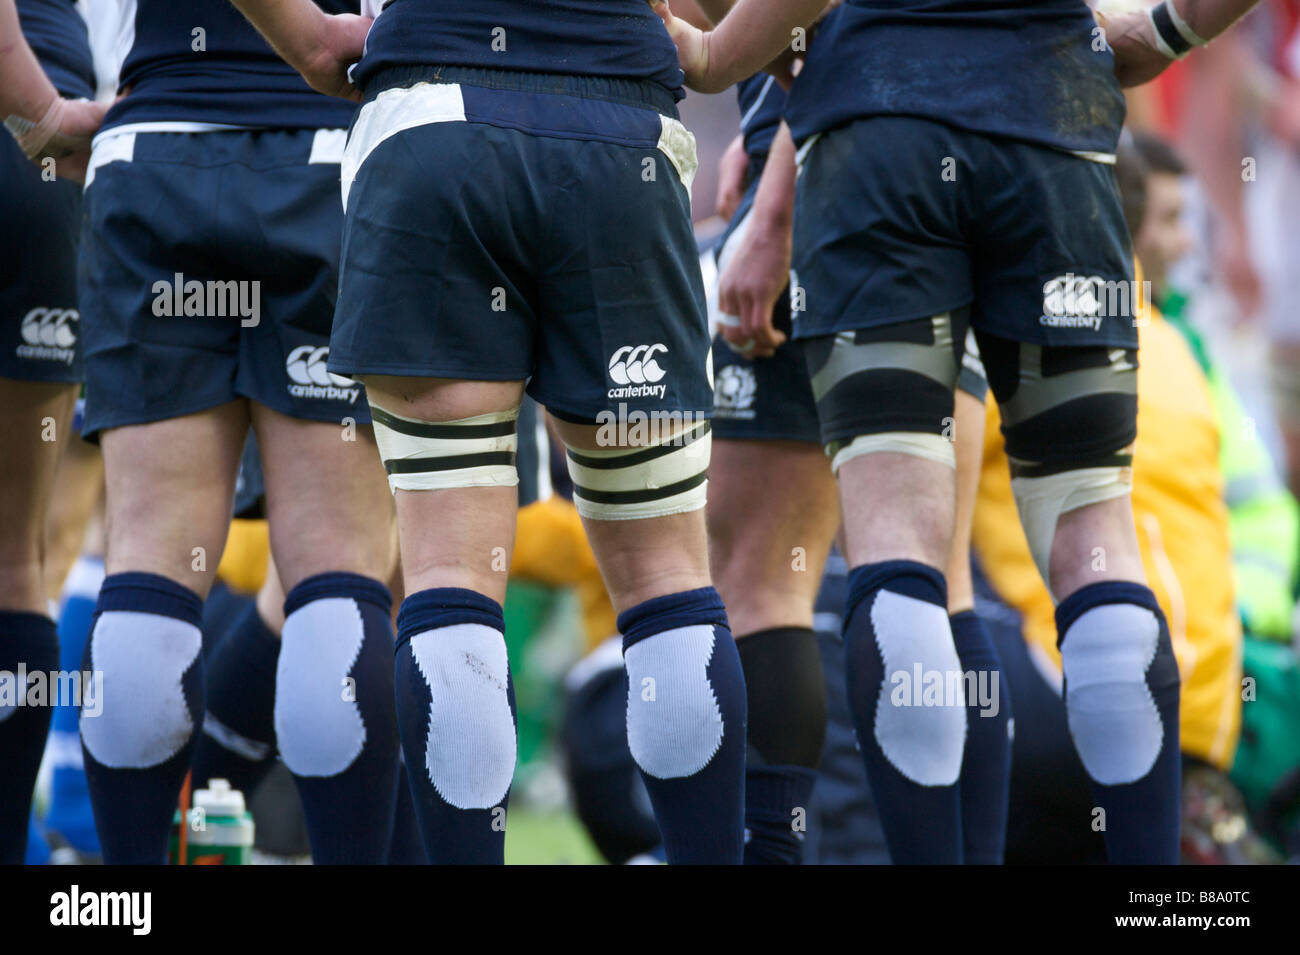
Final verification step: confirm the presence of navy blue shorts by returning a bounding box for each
[78,128,369,439]
[709,172,819,443]
[1,135,83,383]
[792,116,1136,351]
[710,165,988,445]
[332,67,711,425]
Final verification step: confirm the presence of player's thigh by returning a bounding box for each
[708,438,838,633]
[800,308,973,569]
[0,379,78,609]
[359,375,525,603]
[251,402,397,592]
[99,402,249,594]
[708,332,837,629]
[43,415,105,601]
[974,331,1144,598]
[550,416,712,616]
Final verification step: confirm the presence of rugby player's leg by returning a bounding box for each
[362,375,524,865]
[971,124,1180,862]
[946,385,1012,864]
[43,421,103,604]
[807,319,969,866]
[790,115,977,863]
[0,379,76,863]
[82,403,248,863]
[43,429,105,856]
[982,331,1180,864]
[252,403,402,864]
[1049,496,1180,863]
[708,437,837,863]
[553,416,748,865]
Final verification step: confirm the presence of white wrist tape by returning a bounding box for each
[4,95,66,159]
[1147,0,1208,61]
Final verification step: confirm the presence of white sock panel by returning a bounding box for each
[871,590,967,786]
[409,623,516,809]
[623,625,725,779]
[1060,602,1164,785]
[80,610,202,768]
[275,597,367,777]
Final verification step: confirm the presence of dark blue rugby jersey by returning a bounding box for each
[736,73,785,160]
[17,0,94,100]
[352,0,685,100]
[786,0,1126,157]
[102,0,359,131]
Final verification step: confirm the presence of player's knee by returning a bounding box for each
[80,611,203,769]
[624,624,728,779]
[563,418,710,521]
[1059,599,1178,785]
[369,404,519,493]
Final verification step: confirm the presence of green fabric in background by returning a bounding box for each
[503,581,558,772]
[1231,637,1300,820]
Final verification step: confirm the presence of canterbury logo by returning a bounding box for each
[285,345,361,404]
[1042,273,1105,319]
[608,344,667,385]
[20,308,78,348]
[286,345,347,387]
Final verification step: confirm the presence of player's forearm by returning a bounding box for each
[0,0,60,120]
[693,0,738,26]
[1104,0,1262,86]
[699,0,829,92]
[1172,0,1260,43]
[228,0,328,75]
[749,122,796,231]
[1178,29,1253,250]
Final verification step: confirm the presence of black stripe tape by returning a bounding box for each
[566,422,711,471]
[1151,2,1192,55]
[385,451,516,474]
[572,471,707,505]
[372,406,517,440]
[1010,454,1132,480]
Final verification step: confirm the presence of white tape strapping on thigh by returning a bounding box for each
[371,405,518,493]
[1010,466,1133,585]
[830,431,955,475]
[566,419,710,521]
